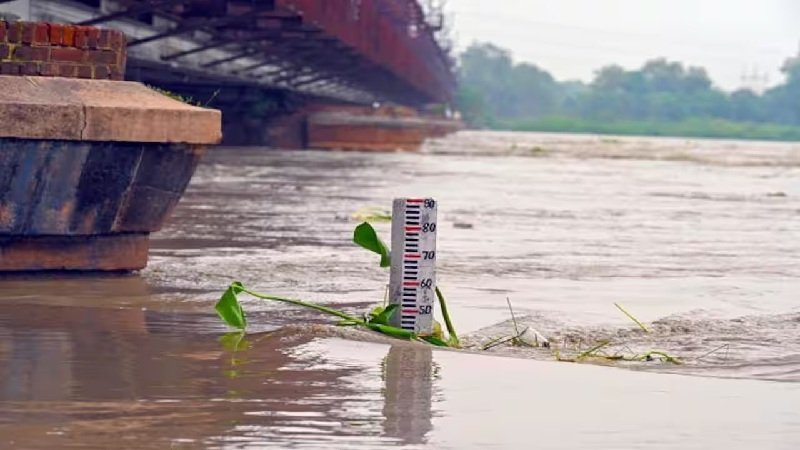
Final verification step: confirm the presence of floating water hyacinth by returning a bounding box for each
[215,281,450,347]
[214,221,690,364]
[353,222,391,268]
[214,222,459,348]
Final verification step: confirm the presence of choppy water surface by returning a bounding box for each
[2,131,800,448]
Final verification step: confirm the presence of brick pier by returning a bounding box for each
[0,21,221,272]
[0,20,126,79]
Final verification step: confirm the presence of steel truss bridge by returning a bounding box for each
[12,0,455,107]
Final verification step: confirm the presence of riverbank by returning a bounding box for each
[493,116,800,142]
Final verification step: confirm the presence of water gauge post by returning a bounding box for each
[389,198,438,335]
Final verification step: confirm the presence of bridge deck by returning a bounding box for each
[21,0,454,107]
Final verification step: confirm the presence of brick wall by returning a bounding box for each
[0,21,126,80]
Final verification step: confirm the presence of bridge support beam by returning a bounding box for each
[264,102,461,151]
[0,20,221,272]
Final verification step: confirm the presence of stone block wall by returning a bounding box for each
[0,20,126,79]
[0,20,221,272]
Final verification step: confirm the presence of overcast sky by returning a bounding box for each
[447,0,800,91]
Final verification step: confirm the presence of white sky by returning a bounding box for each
[447,0,800,91]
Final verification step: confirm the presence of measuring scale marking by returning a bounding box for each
[390,198,437,334]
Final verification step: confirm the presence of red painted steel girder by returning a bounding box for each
[273,0,455,103]
[98,0,455,105]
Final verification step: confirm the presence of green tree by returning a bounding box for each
[762,57,800,124]
[728,89,764,121]
[454,41,800,140]
[455,86,490,127]
[457,43,559,122]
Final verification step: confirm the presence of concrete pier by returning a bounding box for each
[0,21,221,271]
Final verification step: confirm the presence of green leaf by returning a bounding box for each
[366,323,416,340]
[419,335,450,347]
[368,304,398,326]
[215,282,247,330]
[353,222,390,267]
[231,280,245,294]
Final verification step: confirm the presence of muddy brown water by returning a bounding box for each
[2,131,800,448]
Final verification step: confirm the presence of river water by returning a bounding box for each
[1,131,800,448]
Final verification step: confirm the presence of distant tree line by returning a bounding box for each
[455,42,800,140]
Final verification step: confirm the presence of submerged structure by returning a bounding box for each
[0,21,221,271]
[306,106,461,152]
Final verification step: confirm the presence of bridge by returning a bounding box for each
[2,0,456,144]
[0,0,458,271]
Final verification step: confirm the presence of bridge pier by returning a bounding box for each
[0,21,221,271]
[146,81,459,150]
[264,102,461,151]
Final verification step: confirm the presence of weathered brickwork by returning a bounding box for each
[0,21,127,80]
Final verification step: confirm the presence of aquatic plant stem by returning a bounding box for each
[614,302,649,333]
[481,335,509,350]
[435,286,460,347]
[695,343,730,362]
[241,288,360,323]
[578,340,611,359]
[236,286,420,342]
[481,326,531,350]
[638,350,681,364]
[506,297,521,336]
